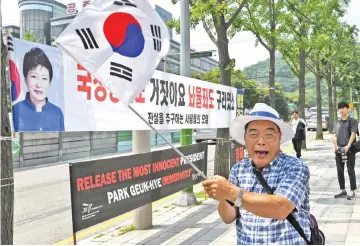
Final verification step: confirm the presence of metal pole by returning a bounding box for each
[132,130,152,230]
[175,0,198,206]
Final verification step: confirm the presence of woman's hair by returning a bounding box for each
[23,47,53,82]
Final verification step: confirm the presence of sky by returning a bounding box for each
[2,0,360,70]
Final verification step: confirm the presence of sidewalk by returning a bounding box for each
[79,134,360,245]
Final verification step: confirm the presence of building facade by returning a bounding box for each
[18,0,67,44]
[3,25,21,39]
[18,0,218,74]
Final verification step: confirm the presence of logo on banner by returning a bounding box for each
[103,12,144,58]
[81,202,103,220]
[82,203,93,214]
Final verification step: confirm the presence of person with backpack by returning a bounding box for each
[202,103,324,244]
[333,101,358,200]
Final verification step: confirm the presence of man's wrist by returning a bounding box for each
[228,186,241,203]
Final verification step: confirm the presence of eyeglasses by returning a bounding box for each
[246,132,279,141]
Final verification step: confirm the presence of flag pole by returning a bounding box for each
[128,105,207,180]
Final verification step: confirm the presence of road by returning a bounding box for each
[13,131,316,245]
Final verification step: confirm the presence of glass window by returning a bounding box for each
[193,58,201,67]
[202,61,210,70]
[20,4,52,12]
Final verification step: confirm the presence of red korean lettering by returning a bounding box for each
[109,93,119,103]
[195,86,202,109]
[209,89,215,109]
[135,89,145,103]
[188,85,195,108]
[67,3,77,14]
[83,0,90,7]
[77,64,91,100]
[236,147,245,162]
[202,88,208,109]
[93,78,107,102]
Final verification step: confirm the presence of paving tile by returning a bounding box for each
[323,234,347,242]
[185,240,211,245]
[143,237,172,245]
[331,206,353,213]
[325,241,345,245]
[346,235,360,244]
[212,241,235,245]
[196,228,230,242]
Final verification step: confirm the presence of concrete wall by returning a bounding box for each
[16,131,118,168]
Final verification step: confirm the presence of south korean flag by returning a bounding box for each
[55,0,170,106]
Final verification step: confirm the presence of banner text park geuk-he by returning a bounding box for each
[69,143,207,232]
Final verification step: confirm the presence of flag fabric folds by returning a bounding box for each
[55,0,170,106]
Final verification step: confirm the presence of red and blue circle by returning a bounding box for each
[9,60,21,101]
[103,12,145,58]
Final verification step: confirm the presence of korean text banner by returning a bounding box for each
[69,143,207,232]
[8,38,244,132]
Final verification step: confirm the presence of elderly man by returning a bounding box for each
[203,103,311,245]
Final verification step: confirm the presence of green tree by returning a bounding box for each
[23,29,41,43]
[192,69,290,118]
[304,0,346,139]
[322,23,359,131]
[168,0,248,177]
[242,0,285,108]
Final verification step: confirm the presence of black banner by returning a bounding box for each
[230,140,248,170]
[69,143,207,233]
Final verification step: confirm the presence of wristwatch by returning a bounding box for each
[234,189,245,207]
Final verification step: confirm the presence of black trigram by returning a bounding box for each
[150,25,161,52]
[114,0,136,7]
[7,36,14,52]
[110,62,132,82]
[75,28,99,49]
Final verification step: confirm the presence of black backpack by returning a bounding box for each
[347,118,360,153]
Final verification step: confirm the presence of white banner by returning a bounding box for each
[8,38,244,132]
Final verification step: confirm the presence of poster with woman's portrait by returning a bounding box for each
[9,38,65,132]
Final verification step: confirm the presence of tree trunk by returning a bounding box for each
[214,21,231,178]
[1,25,14,244]
[268,0,276,109]
[269,48,276,108]
[299,47,306,149]
[327,74,333,133]
[341,87,347,101]
[315,66,323,140]
[332,83,337,133]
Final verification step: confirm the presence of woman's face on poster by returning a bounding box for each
[25,65,50,102]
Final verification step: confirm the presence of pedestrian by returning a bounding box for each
[333,101,358,200]
[289,111,306,158]
[202,103,311,245]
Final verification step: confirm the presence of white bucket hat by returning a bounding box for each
[230,103,294,145]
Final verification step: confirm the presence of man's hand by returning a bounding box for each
[202,175,239,201]
[345,144,351,153]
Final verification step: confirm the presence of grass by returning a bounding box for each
[117,224,136,236]
[193,190,208,206]
[153,209,159,213]
[94,233,105,239]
